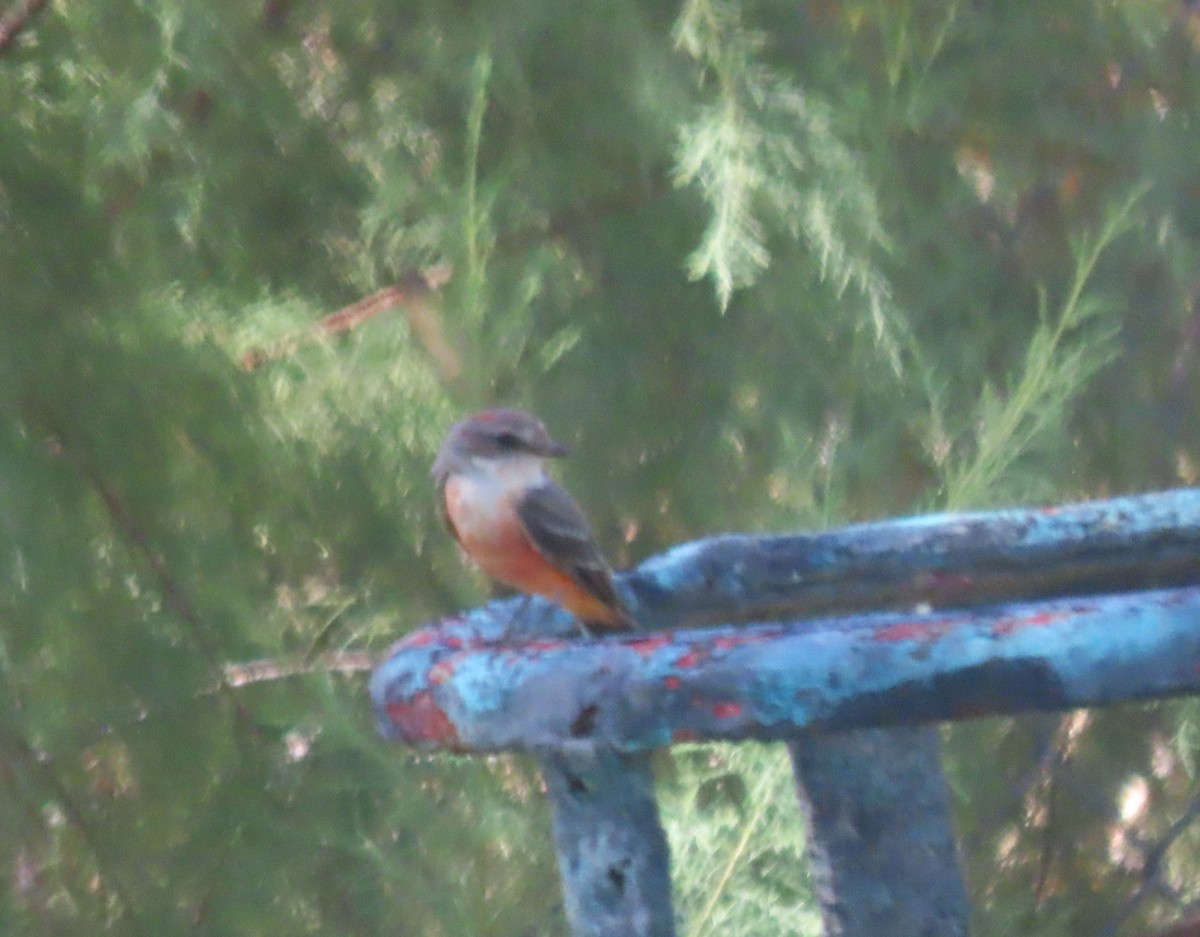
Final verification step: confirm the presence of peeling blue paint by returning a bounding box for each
[541,750,675,937]
[370,488,1200,937]
[622,488,1200,630]
[373,586,1200,752]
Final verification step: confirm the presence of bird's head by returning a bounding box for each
[432,409,569,483]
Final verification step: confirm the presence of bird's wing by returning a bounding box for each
[514,481,628,618]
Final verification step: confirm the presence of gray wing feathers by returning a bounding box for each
[515,482,625,612]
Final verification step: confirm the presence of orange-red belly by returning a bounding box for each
[443,476,618,625]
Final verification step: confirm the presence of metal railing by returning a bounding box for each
[371,489,1200,937]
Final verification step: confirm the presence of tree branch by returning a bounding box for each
[223,650,373,687]
[240,265,459,384]
[0,0,49,54]
[46,435,254,722]
[238,174,670,380]
[1100,790,1200,937]
[0,725,147,936]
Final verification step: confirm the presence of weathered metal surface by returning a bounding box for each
[373,489,1200,749]
[625,487,1200,629]
[541,750,675,937]
[372,586,1200,751]
[370,488,1200,937]
[791,730,969,937]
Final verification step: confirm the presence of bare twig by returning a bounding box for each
[0,0,49,54]
[238,173,671,380]
[43,433,255,724]
[1143,909,1200,937]
[261,0,294,31]
[0,722,147,936]
[240,265,458,381]
[1032,744,1064,905]
[224,650,374,687]
[1098,790,1200,937]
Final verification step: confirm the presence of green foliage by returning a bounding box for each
[3,0,1200,935]
[942,186,1146,509]
[662,745,821,937]
[674,0,896,356]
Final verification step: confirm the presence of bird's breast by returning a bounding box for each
[443,474,539,573]
[445,468,529,536]
[442,471,623,626]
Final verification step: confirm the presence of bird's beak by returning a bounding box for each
[542,439,570,458]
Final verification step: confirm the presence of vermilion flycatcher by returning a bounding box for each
[432,409,634,633]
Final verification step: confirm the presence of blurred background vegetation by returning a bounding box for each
[3,0,1200,934]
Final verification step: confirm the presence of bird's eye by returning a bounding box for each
[495,432,522,450]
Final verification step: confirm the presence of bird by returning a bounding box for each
[431,408,634,634]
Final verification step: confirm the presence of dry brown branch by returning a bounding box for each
[0,0,49,53]
[40,431,255,725]
[261,0,294,31]
[224,650,374,687]
[1145,914,1200,937]
[240,265,460,385]
[237,170,672,390]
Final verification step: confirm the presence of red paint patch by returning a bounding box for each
[670,631,779,668]
[874,617,963,643]
[397,629,438,649]
[428,660,457,685]
[874,621,928,642]
[625,633,672,657]
[386,691,460,746]
[712,701,743,719]
[396,629,480,653]
[992,609,1069,637]
[672,728,698,743]
[711,631,774,650]
[523,639,568,652]
[664,676,680,690]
